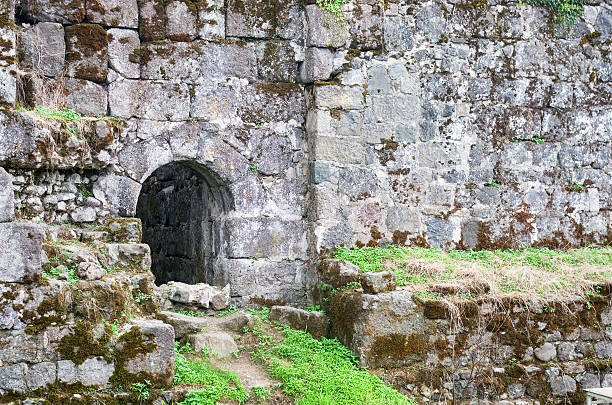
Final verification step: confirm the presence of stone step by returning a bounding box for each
[157,310,255,339]
[185,331,238,358]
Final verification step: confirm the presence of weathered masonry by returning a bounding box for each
[0,0,610,400]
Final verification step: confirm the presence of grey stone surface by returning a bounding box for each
[75,262,104,280]
[198,0,225,40]
[93,174,141,217]
[25,362,56,390]
[0,363,26,393]
[109,80,190,121]
[549,374,576,396]
[123,320,175,386]
[157,311,211,339]
[62,78,108,116]
[87,0,138,28]
[165,0,197,41]
[18,23,65,77]
[269,306,329,340]
[57,358,114,386]
[361,271,396,294]
[141,42,200,81]
[226,218,307,260]
[301,47,333,83]
[0,27,16,106]
[0,222,43,283]
[534,342,557,362]
[305,5,349,48]
[107,28,140,79]
[186,331,238,357]
[64,24,108,83]
[20,0,86,24]
[0,167,14,223]
[159,281,229,310]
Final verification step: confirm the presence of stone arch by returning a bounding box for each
[135,160,231,286]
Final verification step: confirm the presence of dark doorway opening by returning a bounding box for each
[136,162,229,286]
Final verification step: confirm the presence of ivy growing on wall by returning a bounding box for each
[316,0,348,22]
[522,0,584,25]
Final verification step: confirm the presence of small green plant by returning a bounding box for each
[316,0,348,23]
[78,184,93,199]
[251,386,271,404]
[521,0,584,25]
[32,105,83,121]
[130,380,151,401]
[110,319,120,335]
[174,342,249,405]
[248,164,258,173]
[570,182,584,191]
[531,135,545,144]
[486,180,501,188]
[172,309,206,317]
[306,305,323,312]
[216,306,239,317]
[134,292,152,303]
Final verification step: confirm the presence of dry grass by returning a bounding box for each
[335,246,612,302]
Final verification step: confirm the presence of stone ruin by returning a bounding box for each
[0,0,610,402]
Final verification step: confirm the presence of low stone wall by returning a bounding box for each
[328,279,612,403]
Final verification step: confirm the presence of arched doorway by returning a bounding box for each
[135,161,230,286]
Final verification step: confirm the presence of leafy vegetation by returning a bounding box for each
[521,0,583,25]
[18,105,84,121]
[174,342,249,405]
[316,0,347,22]
[252,324,414,405]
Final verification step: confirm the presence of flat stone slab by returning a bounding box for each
[0,222,43,283]
[186,331,238,358]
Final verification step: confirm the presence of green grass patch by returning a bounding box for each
[254,326,414,405]
[334,246,612,299]
[174,343,249,405]
[521,0,583,25]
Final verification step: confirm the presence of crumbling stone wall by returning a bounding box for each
[323,261,612,403]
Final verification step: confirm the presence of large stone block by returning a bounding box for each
[305,5,349,48]
[300,47,333,83]
[93,174,141,217]
[312,85,364,110]
[166,0,197,41]
[383,16,414,51]
[186,331,238,357]
[0,28,16,106]
[0,167,14,223]
[198,0,225,40]
[18,22,65,78]
[318,259,361,289]
[139,0,165,41]
[65,24,108,83]
[62,78,107,116]
[200,41,257,80]
[118,137,173,183]
[0,363,26,393]
[256,40,298,82]
[269,306,329,340]
[20,0,86,24]
[312,136,365,164]
[238,83,305,124]
[330,290,424,367]
[0,222,43,283]
[348,3,383,50]
[88,0,138,28]
[57,357,114,387]
[108,80,190,121]
[122,320,175,386]
[226,0,281,38]
[141,42,201,80]
[226,218,307,260]
[107,28,140,79]
[26,362,57,390]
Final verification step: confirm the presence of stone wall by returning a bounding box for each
[0,0,610,303]
[307,0,612,251]
[327,269,612,403]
